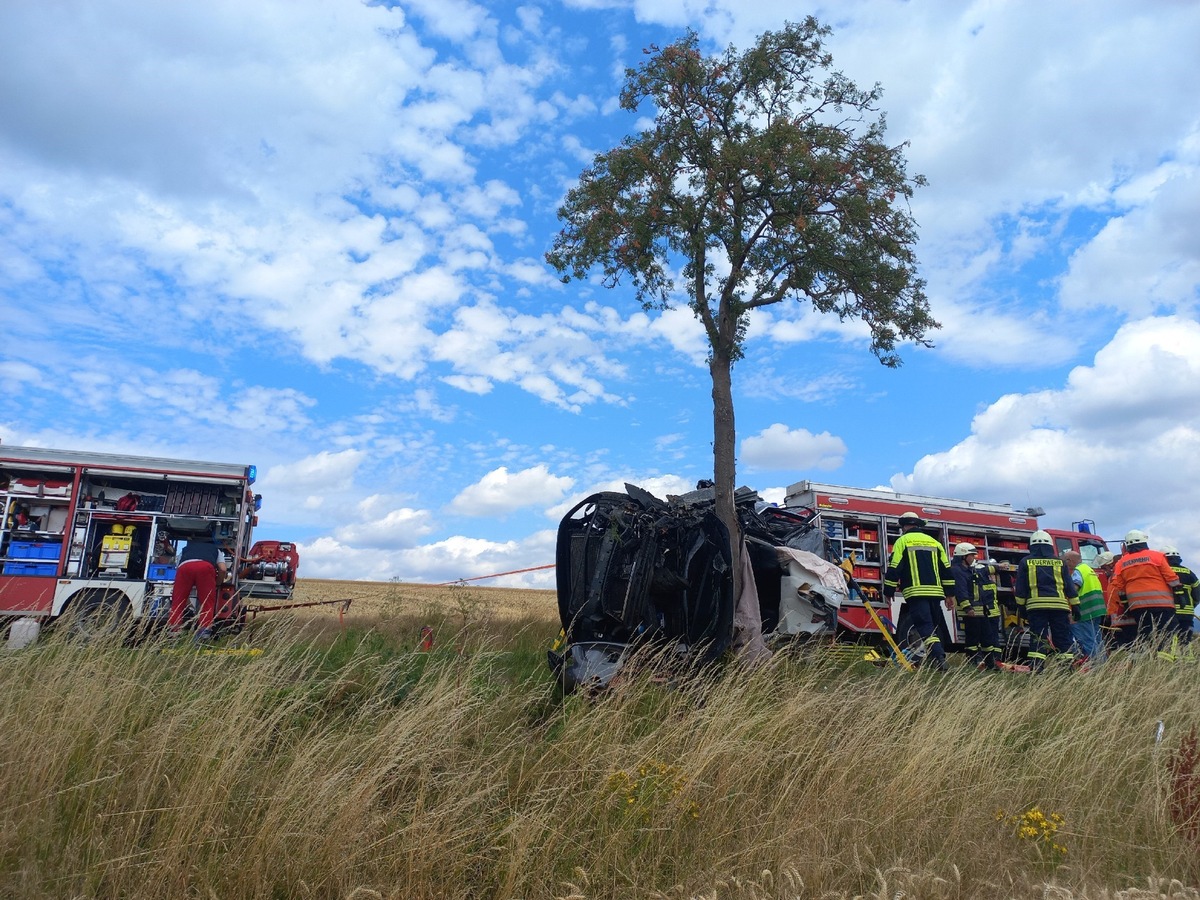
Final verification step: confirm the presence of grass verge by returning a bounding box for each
[1,616,1199,898]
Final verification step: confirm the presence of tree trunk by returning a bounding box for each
[709,350,742,607]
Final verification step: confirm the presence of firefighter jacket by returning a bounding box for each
[1015,546,1078,613]
[1106,575,1135,627]
[1110,548,1180,613]
[1075,562,1105,622]
[977,564,1001,618]
[884,531,952,601]
[1170,564,1199,617]
[950,557,997,617]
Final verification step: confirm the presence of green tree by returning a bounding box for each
[546,18,937,596]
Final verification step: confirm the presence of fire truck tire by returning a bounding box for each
[64,589,132,643]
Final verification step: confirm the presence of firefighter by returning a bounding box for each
[1108,530,1180,654]
[884,511,953,671]
[167,532,229,642]
[1063,550,1106,663]
[1161,546,1198,650]
[980,558,1004,658]
[1097,551,1134,651]
[951,542,1000,670]
[1014,530,1079,672]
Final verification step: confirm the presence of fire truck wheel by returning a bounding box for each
[64,589,132,643]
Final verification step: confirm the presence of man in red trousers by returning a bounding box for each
[168,534,228,642]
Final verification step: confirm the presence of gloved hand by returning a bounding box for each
[882,588,895,602]
[1070,606,1081,623]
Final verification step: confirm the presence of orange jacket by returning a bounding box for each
[1105,579,1135,626]
[1109,549,1181,613]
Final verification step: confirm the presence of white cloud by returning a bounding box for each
[741,423,848,472]
[449,464,575,516]
[256,449,367,523]
[740,368,860,404]
[928,295,1079,368]
[892,315,1200,559]
[331,506,437,550]
[1058,151,1200,316]
[299,527,559,586]
[544,472,698,522]
[0,2,432,200]
[0,361,40,387]
[646,305,710,365]
[432,300,632,411]
[0,347,317,439]
[759,486,786,506]
[0,0,613,414]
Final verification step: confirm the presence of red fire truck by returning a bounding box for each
[783,481,1109,646]
[0,444,275,635]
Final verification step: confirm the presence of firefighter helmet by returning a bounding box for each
[1094,550,1116,568]
[954,542,977,557]
[1161,545,1181,560]
[1124,529,1149,547]
[1029,530,1053,546]
[898,511,925,527]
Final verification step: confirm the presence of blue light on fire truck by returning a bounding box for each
[247,464,257,485]
[254,494,262,511]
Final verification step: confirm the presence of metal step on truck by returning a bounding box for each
[0,443,289,638]
[782,480,1110,650]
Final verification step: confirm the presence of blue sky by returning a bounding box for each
[1,0,1198,584]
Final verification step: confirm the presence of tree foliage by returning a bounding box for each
[547,18,937,600]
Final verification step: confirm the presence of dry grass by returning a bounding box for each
[2,604,1200,899]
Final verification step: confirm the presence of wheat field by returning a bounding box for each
[289,578,559,623]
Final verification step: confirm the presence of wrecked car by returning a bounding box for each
[548,483,853,692]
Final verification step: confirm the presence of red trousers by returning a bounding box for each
[169,559,217,631]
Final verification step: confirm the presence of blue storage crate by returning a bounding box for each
[147,564,176,582]
[7,541,61,560]
[2,561,57,576]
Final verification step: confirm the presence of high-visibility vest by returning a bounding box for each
[1075,563,1105,621]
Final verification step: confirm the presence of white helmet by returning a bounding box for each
[1029,530,1053,547]
[953,542,978,557]
[898,511,925,527]
[1161,545,1181,559]
[1094,550,1116,568]
[1124,529,1149,546]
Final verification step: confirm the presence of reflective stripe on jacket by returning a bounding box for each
[885,531,952,600]
[1075,563,1105,621]
[1170,564,1199,616]
[1111,549,1180,612]
[951,558,999,617]
[1015,548,1078,612]
[980,575,1001,618]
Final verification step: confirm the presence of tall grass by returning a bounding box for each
[1,619,1199,899]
